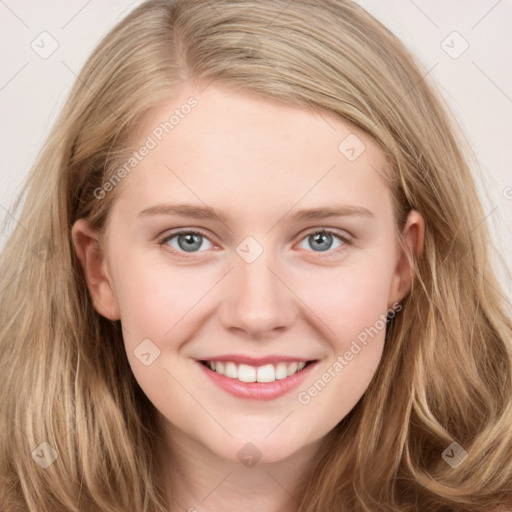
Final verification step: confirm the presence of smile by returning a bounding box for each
[197,357,318,401]
[201,360,309,383]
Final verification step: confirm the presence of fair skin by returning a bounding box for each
[72,83,424,512]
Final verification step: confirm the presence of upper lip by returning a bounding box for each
[198,354,317,366]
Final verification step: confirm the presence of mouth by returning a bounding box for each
[199,359,316,383]
[196,357,319,400]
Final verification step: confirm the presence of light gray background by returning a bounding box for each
[1,0,511,298]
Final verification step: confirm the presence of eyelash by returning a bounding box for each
[157,227,352,260]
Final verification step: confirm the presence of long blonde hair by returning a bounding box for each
[1,1,511,510]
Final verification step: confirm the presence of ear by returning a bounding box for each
[388,210,424,306]
[71,218,120,321]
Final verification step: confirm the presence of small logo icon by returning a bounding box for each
[31,32,59,59]
[236,236,264,264]
[133,338,161,366]
[237,442,262,468]
[32,442,58,468]
[338,134,366,161]
[32,237,56,262]
[237,34,262,59]
[442,441,468,468]
[441,31,469,59]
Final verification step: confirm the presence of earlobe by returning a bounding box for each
[388,210,425,305]
[71,219,121,321]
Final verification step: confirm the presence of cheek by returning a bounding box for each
[294,278,390,422]
[302,256,395,346]
[110,250,209,340]
[108,254,210,402]
[293,252,395,408]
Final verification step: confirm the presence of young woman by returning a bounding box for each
[1,1,510,510]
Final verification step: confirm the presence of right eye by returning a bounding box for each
[158,228,215,255]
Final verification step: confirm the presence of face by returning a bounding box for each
[73,82,422,465]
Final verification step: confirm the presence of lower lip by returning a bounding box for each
[197,360,317,401]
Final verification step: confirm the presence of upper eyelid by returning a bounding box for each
[300,227,352,241]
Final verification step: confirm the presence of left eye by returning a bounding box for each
[297,230,345,252]
[161,230,214,253]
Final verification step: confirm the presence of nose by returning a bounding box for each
[218,245,298,338]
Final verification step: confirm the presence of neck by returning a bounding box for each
[158,420,324,512]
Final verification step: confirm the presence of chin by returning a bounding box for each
[212,435,310,467]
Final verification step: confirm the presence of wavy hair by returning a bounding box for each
[1,1,511,510]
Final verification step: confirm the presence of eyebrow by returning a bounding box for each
[137,202,373,223]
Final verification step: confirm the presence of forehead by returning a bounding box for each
[110,83,392,226]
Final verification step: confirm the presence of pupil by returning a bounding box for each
[311,232,331,251]
[179,233,202,252]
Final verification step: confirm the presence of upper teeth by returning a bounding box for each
[206,361,307,383]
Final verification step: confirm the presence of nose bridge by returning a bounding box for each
[219,235,297,335]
